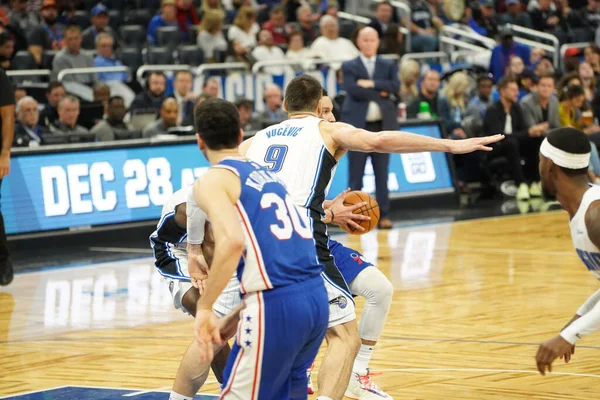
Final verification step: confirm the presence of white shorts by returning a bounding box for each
[322,273,355,329]
[164,249,242,318]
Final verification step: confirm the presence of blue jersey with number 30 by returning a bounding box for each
[215,158,322,294]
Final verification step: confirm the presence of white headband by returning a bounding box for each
[540,138,591,169]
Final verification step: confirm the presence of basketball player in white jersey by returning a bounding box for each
[535,128,600,375]
[149,187,242,400]
[239,74,504,400]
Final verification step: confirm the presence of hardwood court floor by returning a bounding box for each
[1,211,600,399]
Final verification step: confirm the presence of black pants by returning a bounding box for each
[491,135,543,184]
[348,121,391,218]
[0,180,9,266]
[490,136,526,184]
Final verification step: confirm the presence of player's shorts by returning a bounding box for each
[329,239,375,284]
[310,213,356,328]
[221,276,328,400]
[159,248,242,318]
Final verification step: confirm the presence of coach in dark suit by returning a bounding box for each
[341,27,399,229]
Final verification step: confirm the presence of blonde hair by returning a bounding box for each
[199,9,225,34]
[202,0,222,11]
[442,71,470,110]
[399,59,420,99]
[234,6,257,31]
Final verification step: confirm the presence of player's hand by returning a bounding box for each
[195,308,223,364]
[449,135,504,154]
[535,335,574,375]
[327,188,370,232]
[0,152,10,179]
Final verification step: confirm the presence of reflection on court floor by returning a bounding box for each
[0,386,217,399]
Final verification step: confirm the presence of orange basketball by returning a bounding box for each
[342,191,380,235]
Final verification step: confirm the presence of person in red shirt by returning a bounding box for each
[176,0,200,35]
[262,5,292,45]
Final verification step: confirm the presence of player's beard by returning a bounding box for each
[43,16,57,26]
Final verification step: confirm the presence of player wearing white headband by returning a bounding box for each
[535,127,600,375]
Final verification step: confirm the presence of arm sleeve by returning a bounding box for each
[0,70,15,107]
[561,294,600,344]
[186,185,207,245]
[577,289,600,316]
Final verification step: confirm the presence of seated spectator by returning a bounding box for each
[130,71,167,114]
[8,0,39,32]
[39,81,66,127]
[558,72,583,100]
[530,0,562,33]
[584,44,600,77]
[535,54,555,76]
[406,0,439,52]
[57,0,85,27]
[285,31,310,63]
[94,83,110,117]
[500,0,533,28]
[52,25,96,85]
[325,2,338,18]
[50,95,90,135]
[259,84,286,121]
[310,15,359,68]
[568,0,600,42]
[147,0,179,46]
[466,75,494,121]
[252,30,287,75]
[0,31,14,69]
[369,1,395,39]
[176,0,200,37]
[406,69,440,118]
[483,77,543,200]
[439,71,469,139]
[14,87,26,104]
[14,96,48,147]
[27,0,64,65]
[234,97,261,131]
[172,70,196,126]
[202,78,220,97]
[143,97,179,138]
[579,61,597,103]
[94,33,127,82]
[262,5,292,45]
[199,0,224,19]
[520,73,560,135]
[468,0,499,38]
[489,30,530,82]
[228,6,260,62]
[91,96,130,141]
[196,9,227,61]
[517,70,538,99]
[81,4,118,51]
[295,4,318,46]
[559,85,600,134]
[399,59,420,104]
[564,47,582,73]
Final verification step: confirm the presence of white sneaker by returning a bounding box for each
[516,183,530,201]
[500,180,517,197]
[307,363,314,395]
[344,370,393,400]
[529,182,542,197]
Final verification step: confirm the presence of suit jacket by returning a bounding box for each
[13,121,48,147]
[180,99,195,127]
[519,92,560,131]
[482,101,529,139]
[341,56,400,130]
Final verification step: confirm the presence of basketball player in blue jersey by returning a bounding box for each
[149,187,243,400]
[240,74,504,400]
[535,128,600,375]
[191,98,329,400]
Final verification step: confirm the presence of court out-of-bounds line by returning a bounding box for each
[89,246,151,254]
[123,386,174,396]
[378,367,600,378]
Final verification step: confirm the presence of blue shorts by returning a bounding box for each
[220,276,328,400]
[329,239,374,284]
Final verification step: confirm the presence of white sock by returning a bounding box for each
[169,392,193,400]
[316,397,333,400]
[352,344,374,376]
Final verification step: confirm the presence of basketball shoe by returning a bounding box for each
[344,369,393,400]
[307,362,315,395]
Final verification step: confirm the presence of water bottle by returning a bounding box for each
[398,102,407,121]
[417,102,431,120]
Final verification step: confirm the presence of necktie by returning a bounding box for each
[367,59,375,79]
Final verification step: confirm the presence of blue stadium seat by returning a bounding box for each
[120,47,143,76]
[156,26,181,52]
[73,10,91,30]
[177,45,204,66]
[125,8,153,27]
[119,25,146,47]
[145,46,174,65]
[12,51,37,70]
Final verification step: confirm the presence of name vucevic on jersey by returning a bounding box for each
[265,126,304,138]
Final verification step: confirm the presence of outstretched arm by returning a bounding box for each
[325,121,504,154]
